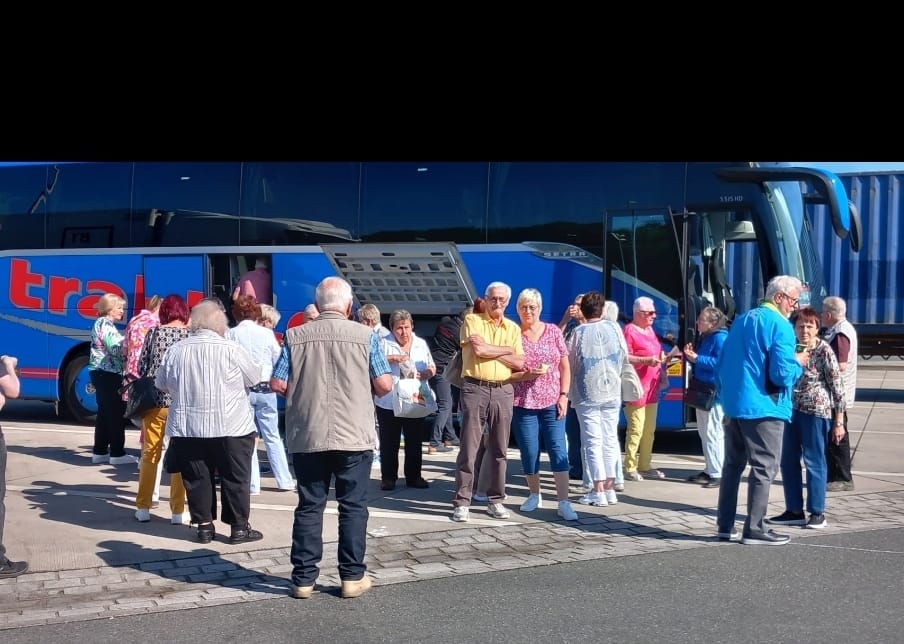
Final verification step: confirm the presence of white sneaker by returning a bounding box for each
[520,493,542,512]
[578,491,608,506]
[110,454,139,465]
[472,492,488,503]
[135,508,151,523]
[614,483,625,492]
[171,512,190,525]
[91,454,110,464]
[452,506,470,522]
[604,490,618,505]
[487,503,511,519]
[557,500,578,521]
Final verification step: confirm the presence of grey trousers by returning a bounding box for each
[717,417,784,536]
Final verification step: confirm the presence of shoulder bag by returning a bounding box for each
[621,361,644,402]
[684,376,716,411]
[443,350,464,388]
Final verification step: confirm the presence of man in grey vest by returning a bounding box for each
[821,296,858,491]
[270,277,392,600]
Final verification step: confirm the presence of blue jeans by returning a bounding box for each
[290,450,372,585]
[781,410,830,515]
[248,392,294,491]
[512,404,569,474]
[429,372,457,447]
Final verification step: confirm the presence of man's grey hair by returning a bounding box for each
[357,303,381,326]
[633,296,654,313]
[190,299,228,335]
[823,295,847,318]
[316,277,353,313]
[764,275,803,300]
[484,281,512,300]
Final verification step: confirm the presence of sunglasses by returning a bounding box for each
[639,310,656,316]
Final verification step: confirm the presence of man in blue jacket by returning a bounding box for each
[715,275,806,546]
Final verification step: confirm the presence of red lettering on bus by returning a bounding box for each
[286,312,305,329]
[9,258,44,309]
[48,276,83,315]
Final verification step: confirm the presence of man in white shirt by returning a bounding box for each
[156,300,263,545]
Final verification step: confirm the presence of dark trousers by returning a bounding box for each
[565,405,583,479]
[826,410,853,482]
[171,433,255,528]
[454,380,513,506]
[429,372,457,446]
[375,406,425,483]
[0,427,7,562]
[290,450,371,585]
[90,369,128,457]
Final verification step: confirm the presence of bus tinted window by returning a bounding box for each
[133,162,242,247]
[46,162,134,248]
[239,162,360,244]
[487,162,609,257]
[360,162,487,243]
[0,163,49,250]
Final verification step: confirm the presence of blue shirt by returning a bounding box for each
[272,331,390,382]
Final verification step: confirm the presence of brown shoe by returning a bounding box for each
[341,575,373,598]
[380,479,395,491]
[292,584,315,599]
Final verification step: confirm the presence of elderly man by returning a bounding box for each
[821,296,858,492]
[716,275,806,546]
[271,277,392,600]
[232,257,272,305]
[451,282,524,522]
[156,300,264,545]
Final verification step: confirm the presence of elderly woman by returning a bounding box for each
[134,294,191,525]
[227,295,293,494]
[373,309,436,490]
[767,306,845,530]
[509,288,576,521]
[622,296,666,481]
[156,299,264,545]
[89,293,137,465]
[683,306,729,488]
[567,291,629,506]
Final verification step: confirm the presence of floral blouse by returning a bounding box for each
[513,323,568,410]
[792,339,846,419]
[123,308,160,381]
[89,317,125,374]
[137,326,192,408]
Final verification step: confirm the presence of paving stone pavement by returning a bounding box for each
[2,489,902,630]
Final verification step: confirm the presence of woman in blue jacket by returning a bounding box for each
[683,307,728,488]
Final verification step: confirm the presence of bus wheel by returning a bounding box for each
[62,351,98,425]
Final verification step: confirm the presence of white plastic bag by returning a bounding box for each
[392,378,438,418]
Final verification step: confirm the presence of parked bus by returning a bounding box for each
[0,161,859,429]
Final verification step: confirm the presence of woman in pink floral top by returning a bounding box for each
[509,288,577,521]
[122,295,162,387]
[768,307,845,530]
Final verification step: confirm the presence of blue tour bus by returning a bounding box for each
[0,161,859,428]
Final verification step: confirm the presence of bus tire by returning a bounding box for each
[61,351,98,425]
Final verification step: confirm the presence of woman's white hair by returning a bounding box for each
[190,299,228,335]
[633,296,654,313]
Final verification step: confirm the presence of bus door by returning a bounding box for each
[604,208,688,431]
[142,255,207,310]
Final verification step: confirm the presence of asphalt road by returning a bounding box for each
[3,527,902,644]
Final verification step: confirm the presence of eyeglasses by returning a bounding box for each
[639,310,656,316]
[487,296,508,303]
[781,293,800,308]
[518,304,538,311]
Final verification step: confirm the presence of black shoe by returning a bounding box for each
[687,471,711,484]
[703,477,721,489]
[197,523,216,544]
[229,524,264,544]
[381,479,396,491]
[0,559,28,579]
[765,510,807,526]
[806,513,827,529]
[406,477,430,489]
[741,530,791,546]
